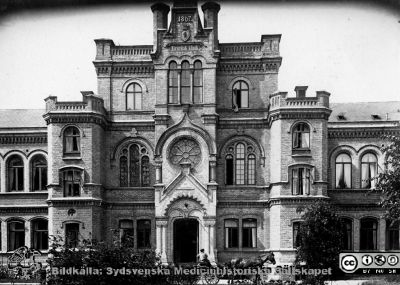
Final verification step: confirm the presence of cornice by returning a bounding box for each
[43,113,107,128]
[218,118,268,129]
[328,127,400,139]
[0,206,48,214]
[103,202,155,209]
[217,61,280,73]
[47,198,103,207]
[0,133,47,144]
[269,109,331,123]
[217,201,270,208]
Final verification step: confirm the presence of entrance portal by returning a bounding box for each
[173,218,199,263]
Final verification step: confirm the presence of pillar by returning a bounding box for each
[204,218,216,264]
[1,221,7,252]
[0,159,5,192]
[354,218,360,251]
[190,70,194,104]
[155,159,162,184]
[24,159,29,192]
[379,217,386,250]
[209,159,216,183]
[177,70,181,104]
[156,218,168,264]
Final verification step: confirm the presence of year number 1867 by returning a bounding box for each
[177,15,192,23]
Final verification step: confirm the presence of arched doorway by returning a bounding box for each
[173,218,199,263]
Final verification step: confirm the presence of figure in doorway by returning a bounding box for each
[197,249,211,267]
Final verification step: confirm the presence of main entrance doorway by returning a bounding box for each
[173,218,199,263]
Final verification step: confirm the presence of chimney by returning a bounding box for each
[294,86,308,98]
[201,2,220,49]
[151,2,170,51]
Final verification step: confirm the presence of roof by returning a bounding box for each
[0,109,46,129]
[329,101,400,123]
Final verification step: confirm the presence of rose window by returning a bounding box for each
[169,138,201,167]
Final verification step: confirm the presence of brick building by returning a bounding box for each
[1,0,400,266]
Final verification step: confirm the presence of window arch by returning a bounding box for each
[119,143,150,187]
[232,80,249,110]
[8,219,25,251]
[361,153,378,189]
[292,122,310,149]
[7,155,24,192]
[335,153,352,189]
[180,61,191,103]
[168,61,179,104]
[225,142,256,185]
[340,218,353,250]
[126,82,142,110]
[193,61,203,103]
[360,218,378,250]
[31,218,48,250]
[63,126,80,155]
[31,155,47,191]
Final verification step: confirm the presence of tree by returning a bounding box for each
[295,200,344,284]
[375,135,400,222]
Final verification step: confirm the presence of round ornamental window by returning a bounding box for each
[169,138,201,167]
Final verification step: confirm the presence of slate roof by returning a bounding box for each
[329,102,400,123]
[0,109,46,129]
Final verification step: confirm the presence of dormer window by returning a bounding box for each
[371,114,381,120]
[337,114,346,121]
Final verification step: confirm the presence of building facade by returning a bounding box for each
[1,0,400,266]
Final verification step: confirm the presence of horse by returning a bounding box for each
[224,251,276,284]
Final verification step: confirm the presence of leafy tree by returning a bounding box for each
[375,135,400,222]
[295,200,344,284]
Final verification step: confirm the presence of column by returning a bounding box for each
[209,159,216,183]
[0,159,6,192]
[379,217,386,250]
[155,159,162,184]
[24,159,29,192]
[26,222,31,249]
[177,71,181,104]
[204,219,216,264]
[156,223,162,255]
[1,221,7,252]
[161,223,167,264]
[353,218,360,251]
[190,69,194,104]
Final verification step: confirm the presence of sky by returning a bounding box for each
[0,1,399,109]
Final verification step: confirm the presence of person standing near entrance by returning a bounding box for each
[197,249,211,267]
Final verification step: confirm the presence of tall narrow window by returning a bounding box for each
[341,218,353,250]
[292,123,310,149]
[32,219,48,250]
[336,153,352,189]
[63,169,81,197]
[225,142,257,185]
[137,219,151,249]
[119,143,150,187]
[248,154,256,185]
[225,154,234,185]
[292,168,311,195]
[119,220,134,247]
[293,222,302,248]
[7,155,24,191]
[168,61,178,104]
[235,143,245,185]
[193,61,203,103]
[126,83,142,110]
[386,220,400,250]
[8,220,25,251]
[232,80,249,110]
[180,61,191,104]
[361,153,378,189]
[225,219,239,248]
[360,218,377,250]
[63,126,80,155]
[65,223,79,248]
[31,155,47,191]
[242,219,257,248]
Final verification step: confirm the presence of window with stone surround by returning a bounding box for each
[119,143,150,187]
[360,218,377,250]
[31,219,48,250]
[168,61,179,104]
[31,155,47,191]
[119,220,134,247]
[386,220,400,250]
[7,155,24,192]
[242,218,257,248]
[193,60,203,103]
[8,220,25,251]
[335,153,352,189]
[62,169,82,197]
[340,218,353,250]
[65,223,79,248]
[292,122,310,149]
[224,219,239,248]
[126,82,142,110]
[293,221,302,248]
[232,80,249,110]
[291,167,311,195]
[137,219,151,249]
[63,126,81,156]
[361,153,378,189]
[225,142,256,185]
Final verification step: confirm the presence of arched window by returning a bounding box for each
[386,220,400,250]
[63,126,80,155]
[7,155,24,191]
[335,153,352,189]
[137,219,151,249]
[62,169,82,197]
[31,155,47,191]
[361,153,378,189]
[232,80,249,110]
[225,142,256,185]
[8,220,25,251]
[292,123,310,149]
[126,83,142,110]
[180,61,191,104]
[340,218,353,250]
[292,167,311,195]
[242,218,257,248]
[193,61,203,103]
[224,219,239,248]
[293,222,302,248]
[65,223,79,248]
[360,218,377,250]
[168,61,178,104]
[119,220,134,247]
[31,219,48,250]
[119,143,150,187]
